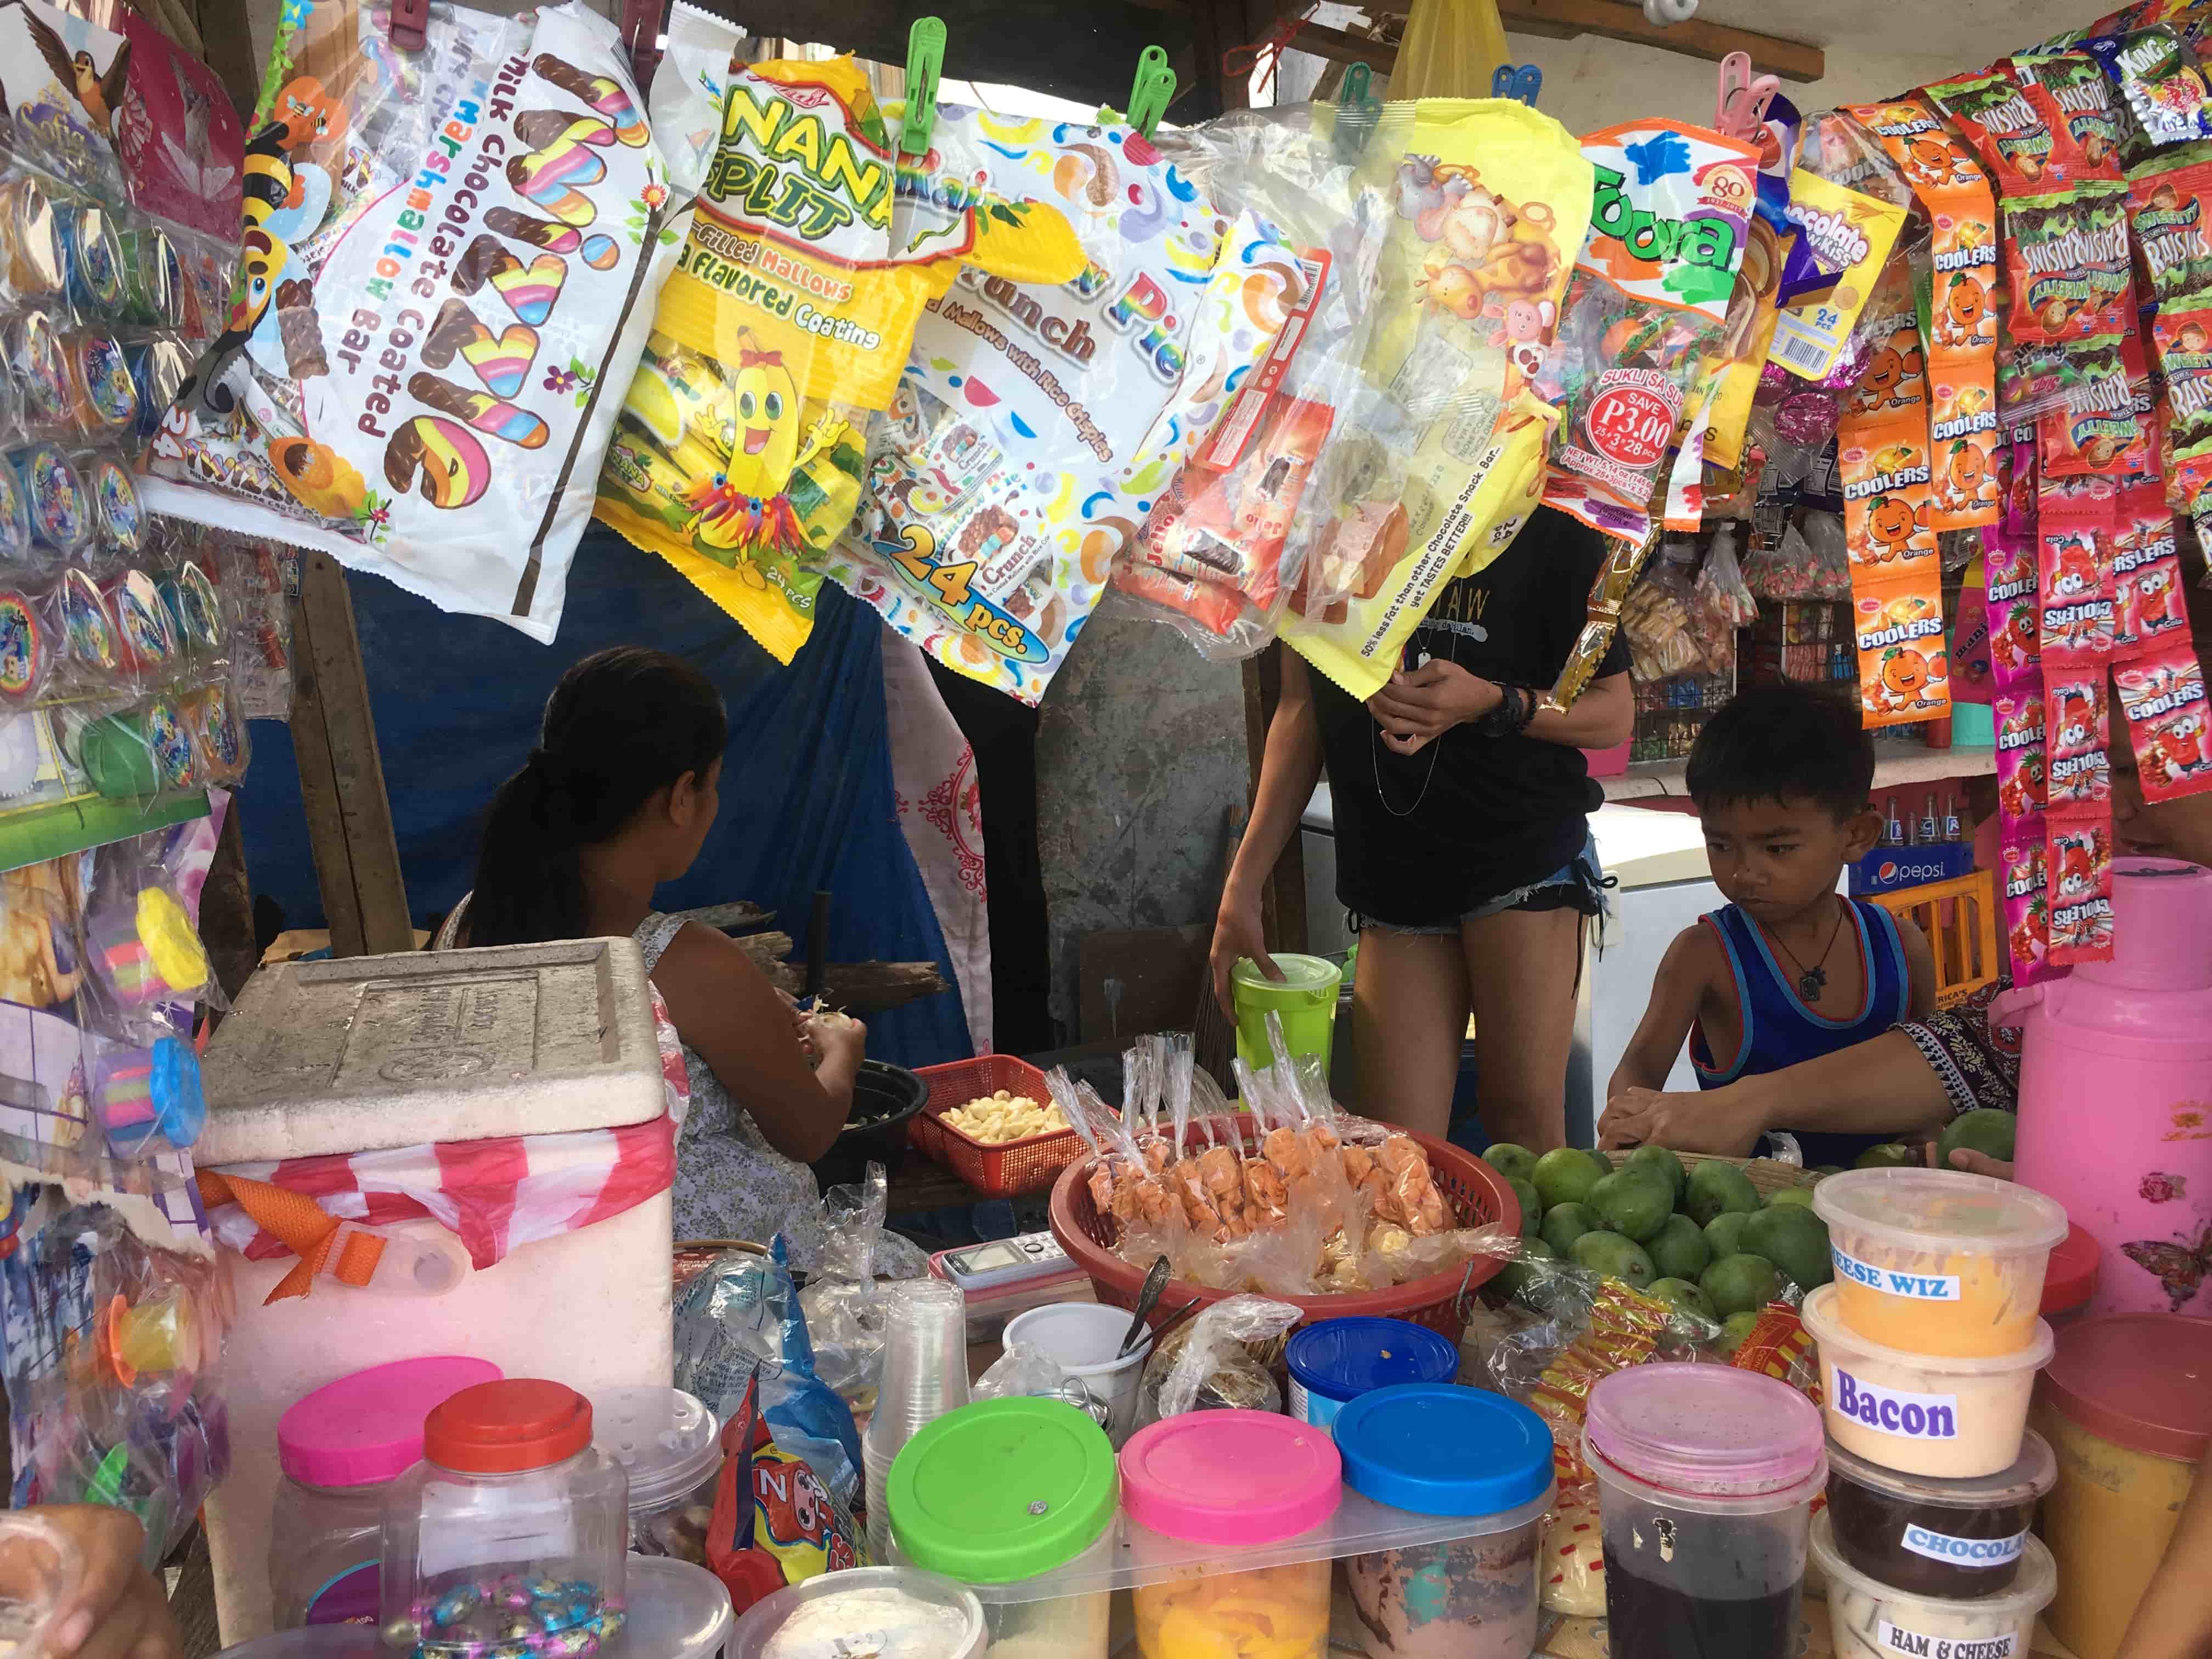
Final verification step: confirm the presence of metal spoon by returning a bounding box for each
[1119,1255,1172,1357]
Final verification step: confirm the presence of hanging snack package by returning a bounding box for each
[2004,182,2135,343]
[2117,640,2212,796]
[1701,211,1785,471]
[1113,110,1396,661]
[1925,65,2087,193]
[2124,143,2212,303]
[1766,171,1909,382]
[2047,816,2117,962]
[820,106,1280,699]
[2083,27,2212,148]
[1283,97,1594,701]
[2039,330,2148,475]
[1850,574,1951,726]
[1538,119,1756,542]
[1839,347,1951,730]
[139,0,687,641]
[2015,50,2133,175]
[597,58,1092,664]
[2151,298,2212,540]
[2000,815,2053,979]
[2114,481,2188,649]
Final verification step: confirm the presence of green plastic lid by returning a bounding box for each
[1230,953,1341,993]
[887,1397,1118,1584]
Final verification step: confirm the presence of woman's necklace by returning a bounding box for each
[1371,632,1454,820]
[1764,898,1847,1002]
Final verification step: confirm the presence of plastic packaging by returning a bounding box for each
[1804,1284,2055,1479]
[1583,1365,1826,1659]
[1000,1302,1152,1448]
[1812,1167,2069,1356]
[591,1387,720,1566]
[379,1380,629,1659]
[268,1358,503,1630]
[1812,1511,2056,1659]
[889,1398,1117,1659]
[1336,1384,1554,1659]
[727,1567,985,1659]
[142,1,687,643]
[2034,1312,2212,1659]
[1822,1430,2056,1599]
[1284,1317,1457,1434]
[1121,1410,1341,1659]
[1138,1293,1300,1424]
[795,1164,891,1414]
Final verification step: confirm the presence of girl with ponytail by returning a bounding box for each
[445,646,864,1266]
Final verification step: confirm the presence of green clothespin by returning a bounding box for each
[1336,61,1380,159]
[901,16,945,157]
[1126,45,1176,139]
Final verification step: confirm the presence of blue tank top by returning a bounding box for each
[1690,898,1911,1170]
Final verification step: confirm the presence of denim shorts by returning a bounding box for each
[1354,831,1611,938]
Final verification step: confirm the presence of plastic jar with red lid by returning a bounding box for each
[379,1380,630,1659]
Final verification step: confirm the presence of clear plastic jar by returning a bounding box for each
[269,1358,502,1630]
[589,1388,720,1567]
[379,1380,629,1659]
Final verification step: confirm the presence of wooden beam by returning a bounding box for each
[1292,2,1822,84]
[290,554,413,957]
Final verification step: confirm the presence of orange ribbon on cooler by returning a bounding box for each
[195,1171,385,1303]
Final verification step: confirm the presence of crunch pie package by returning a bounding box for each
[822,105,1286,700]
[141,0,686,641]
[1283,97,1593,701]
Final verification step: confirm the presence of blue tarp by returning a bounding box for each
[240,529,973,1069]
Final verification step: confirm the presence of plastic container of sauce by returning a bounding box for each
[1809,1511,2056,1659]
[1803,1284,2053,1479]
[1121,1409,1342,1659]
[1285,1318,1458,1434]
[1823,1431,2055,1598]
[727,1567,985,1659]
[1335,1384,1554,1659]
[888,1397,1118,1659]
[1812,1169,2067,1357]
[1583,1365,1826,1659]
[2034,1312,2212,1659]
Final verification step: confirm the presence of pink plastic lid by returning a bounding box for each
[278,1357,503,1488]
[1117,1409,1342,1546]
[1585,1363,1824,1498]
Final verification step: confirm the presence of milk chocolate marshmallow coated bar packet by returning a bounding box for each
[140,0,690,641]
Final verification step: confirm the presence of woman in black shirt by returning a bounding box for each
[1210,506,1634,1150]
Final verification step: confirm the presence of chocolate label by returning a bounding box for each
[1832,1246,1962,1300]
[1835,1369,1960,1438]
[1901,1524,2028,1567]
[1880,1622,2017,1659]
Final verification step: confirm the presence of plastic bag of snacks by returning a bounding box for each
[704,1370,859,1615]
[141,0,689,642]
[1111,109,1395,661]
[1137,1294,1301,1425]
[1283,97,1593,700]
[1538,120,1757,545]
[819,105,1283,701]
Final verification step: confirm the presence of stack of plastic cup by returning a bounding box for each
[864,1278,969,1561]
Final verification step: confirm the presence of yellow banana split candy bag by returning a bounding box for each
[1282,98,1594,702]
[594,54,1086,661]
[823,105,1290,702]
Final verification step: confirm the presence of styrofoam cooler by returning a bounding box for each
[197,940,676,1646]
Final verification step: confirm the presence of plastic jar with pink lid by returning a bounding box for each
[1119,1409,1344,1659]
[1582,1364,1827,1659]
[267,1357,501,1630]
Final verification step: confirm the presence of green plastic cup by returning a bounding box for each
[1232,952,1343,1076]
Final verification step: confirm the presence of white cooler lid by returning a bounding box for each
[198,937,667,1161]
[1591,803,1713,890]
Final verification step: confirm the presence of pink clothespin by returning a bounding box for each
[387,0,430,52]
[1715,50,1778,144]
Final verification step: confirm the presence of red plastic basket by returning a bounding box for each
[908,1055,1086,1198]
[1048,1118,1519,1344]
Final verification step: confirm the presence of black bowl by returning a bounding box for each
[810,1059,929,1188]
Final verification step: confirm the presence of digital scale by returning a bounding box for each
[928,1231,1087,1342]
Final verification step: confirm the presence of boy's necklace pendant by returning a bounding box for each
[1797,967,1827,1001]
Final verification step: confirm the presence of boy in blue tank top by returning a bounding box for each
[1607,684,1936,1167]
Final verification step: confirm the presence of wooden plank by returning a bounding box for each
[1291,4,1824,83]
[291,554,413,956]
[1078,924,1207,1043]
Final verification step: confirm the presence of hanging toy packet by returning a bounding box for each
[1283,97,1593,701]
[139,0,686,642]
[594,55,1088,662]
[2083,27,2212,149]
[1538,119,1756,544]
[821,105,1283,701]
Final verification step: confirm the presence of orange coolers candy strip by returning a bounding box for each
[1852,579,1952,728]
[1839,377,1950,728]
[1846,100,2001,531]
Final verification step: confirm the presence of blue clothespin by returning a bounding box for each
[1335,61,1381,160]
[1491,63,1542,106]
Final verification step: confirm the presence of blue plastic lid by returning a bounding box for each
[149,1036,205,1149]
[1334,1384,1554,1516]
[1285,1318,1457,1401]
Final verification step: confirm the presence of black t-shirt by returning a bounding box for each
[1310,506,1630,927]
